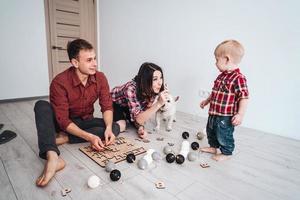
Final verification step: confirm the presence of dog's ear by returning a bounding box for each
[175,96,179,102]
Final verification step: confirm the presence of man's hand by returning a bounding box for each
[104,128,115,146]
[89,134,104,151]
[200,99,209,109]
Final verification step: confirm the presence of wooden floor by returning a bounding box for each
[0,99,299,200]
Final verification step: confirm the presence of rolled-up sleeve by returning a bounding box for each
[125,86,142,121]
[50,80,72,131]
[235,75,249,101]
[98,73,113,113]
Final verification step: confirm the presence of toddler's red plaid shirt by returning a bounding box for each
[209,68,249,116]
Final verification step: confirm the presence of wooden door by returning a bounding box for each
[45,0,97,79]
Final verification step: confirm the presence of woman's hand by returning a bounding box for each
[158,90,168,107]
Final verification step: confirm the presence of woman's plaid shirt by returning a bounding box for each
[111,80,153,122]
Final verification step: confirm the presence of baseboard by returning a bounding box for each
[0,96,49,103]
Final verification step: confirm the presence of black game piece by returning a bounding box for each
[182,131,189,139]
[191,142,200,150]
[126,153,136,163]
[110,169,121,181]
[166,153,176,163]
[0,130,17,145]
[175,154,185,164]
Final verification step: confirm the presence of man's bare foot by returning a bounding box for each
[56,132,69,145]
[36,151,66,187]
[212,153,231,161]
[200,147,217,154]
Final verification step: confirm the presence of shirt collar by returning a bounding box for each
[70,66,96,87]
[223,68,240,75]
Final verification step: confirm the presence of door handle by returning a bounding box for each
[52,46,63,50]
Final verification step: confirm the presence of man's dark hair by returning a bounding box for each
[67,39,93,61]
[134,62,164,102]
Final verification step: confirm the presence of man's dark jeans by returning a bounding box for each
[34,100,120,159]
[206,115,235,155]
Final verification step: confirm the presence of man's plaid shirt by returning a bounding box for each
[209,68,249,116]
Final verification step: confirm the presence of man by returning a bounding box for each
[34,39,120,187]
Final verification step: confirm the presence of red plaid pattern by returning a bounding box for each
[111,80,154,122]
[209,68,249,116]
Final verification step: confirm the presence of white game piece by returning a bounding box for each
[179,140,190,158]
[105,161,116,172]
[137,149,155,170]
[152,151,162,161]
[87,175,100,189]
[163,146,172,155]
[187,152,197,161]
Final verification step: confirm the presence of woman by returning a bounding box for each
[111,62,168,139]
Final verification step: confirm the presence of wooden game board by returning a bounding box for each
[79,137,147,167]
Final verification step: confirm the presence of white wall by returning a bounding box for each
[0,0,49,100]
[99,0,300,140]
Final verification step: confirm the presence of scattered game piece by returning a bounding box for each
[87,175,100,189]
[197,131,205,140]
[163,145,172,155]
[187,152,197,161]
[105,161,116,172]
[61,188,71,196]
[142,139,150,143]
[79,137,146,167]
[152,152,162,161]
[191,141,200,150]
[155,181,166,189]
[137,149,155,170]
[126,153,136,163]
[110,169,121,181]
[0,130,17,145]
[200,163,210,168]
[175,154,185,164]
[166,153,176,163]
[182,131,189,139]
[156,137,164,141]
[137,158,148,170]
[176,140,190,164]
[167,142,174,146]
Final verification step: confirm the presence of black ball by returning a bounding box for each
[176,154,185,164]
[182,131,189,139]
[126,153,136,163]
[110,169,121,181]
[191,142,200,150]
[166,153,176,163]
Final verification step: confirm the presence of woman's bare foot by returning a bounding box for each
[137,126,147,139]
[56,132,69,145]
[212,153,231,161]
[200,147,217,154]
[116,120,127,132]
[36,151,66,187]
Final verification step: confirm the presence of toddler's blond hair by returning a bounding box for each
[214,40,244,64]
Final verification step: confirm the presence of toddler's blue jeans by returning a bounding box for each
[206,115,235,155]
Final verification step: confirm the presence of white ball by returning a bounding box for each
[87,175,100,189]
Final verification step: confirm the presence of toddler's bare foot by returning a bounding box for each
[36,151,66,187]
[200,147,217,154]
[212,153,231,161]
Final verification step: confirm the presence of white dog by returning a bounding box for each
[154,94,179,132]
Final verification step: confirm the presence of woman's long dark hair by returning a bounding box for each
[133,62,164,102]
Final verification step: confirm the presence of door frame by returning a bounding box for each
[44,0,99,82]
